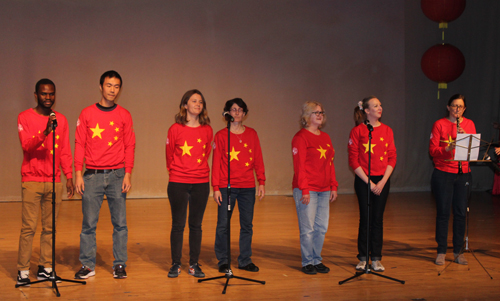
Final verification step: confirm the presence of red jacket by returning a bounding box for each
[18,109,73,182]
[75,104,136,173]
[292,128,338,195]
[212,127,265,191]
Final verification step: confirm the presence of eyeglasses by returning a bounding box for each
[449,105,464,110]
[311,111,325,116]
[230,108,244,113]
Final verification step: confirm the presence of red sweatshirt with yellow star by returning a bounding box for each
[18,109,73,182]
[166,123,213,183]
[348,123,397,176]
[75,104,136,173]
[212,127,266,191]
[292,128,338,195]
[429,117,476,174]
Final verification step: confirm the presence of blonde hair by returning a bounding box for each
[300,101,326,129]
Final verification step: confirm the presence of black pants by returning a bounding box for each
[355,175,390,261]
[167,182,209,265]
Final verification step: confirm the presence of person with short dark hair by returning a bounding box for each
[348,96,396,272]
[74,71,135,279]
[212,98,266,273]
[429,94,475,266]
[16,79,74,286]
[166,89,213,278]
[292,101,338,275]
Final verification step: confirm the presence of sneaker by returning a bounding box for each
[37,265,61,282]
[218,263,229,273]
[454,253,468,265]
[189,263,205,278]
[356,261,366,270]
[301,264,317,275]
[113,265,127,279]
[313,263,330,273]
[435,253,446,265]
[371,260,385,272]
[37,265,52,280]
[168,263,181,278]
[16,270,30,286]
[74,266,95,279]
[238,263,259,272]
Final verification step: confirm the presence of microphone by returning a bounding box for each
[222,111,234,122]
[50,112,58,128]
[364,119,373,132]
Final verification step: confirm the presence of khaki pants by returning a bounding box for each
[17,182,63,271]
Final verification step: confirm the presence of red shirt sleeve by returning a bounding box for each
[292,133,310,195]
[252,131,266,186]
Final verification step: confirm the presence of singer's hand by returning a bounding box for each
[445,143,456,152]
[121,173,132,193]
[258,185,265,201]
[495,147,500,156]
[330,190,337,202]
[75,171,84,195]
[457,128,465,134]
[43,114,56,136]
[66,179,75,199]
[301,194,310,205]
[214,191,223,206]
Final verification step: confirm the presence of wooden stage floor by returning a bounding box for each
[1,192,499,300]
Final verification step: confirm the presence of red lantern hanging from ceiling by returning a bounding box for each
[421,43,465,90]
[421,0,466,28]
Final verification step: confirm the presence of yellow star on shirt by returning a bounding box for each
[180,141,193,156]
[91,123,105,139]
[380,156,384,161]
[114,136,118,141]
[327,144,330,147]
[197,138,202,143]
[108,142,113,146]
[42,143,45,147]
[230,147,240,161]
[250,157,253,161]
[110,121,114,126]
[380,137,384,141]
[56,135,60,140]
[363,143,376,154]
[245,162,249,167]
[317,145,327,159]
[385,143,388,147]
[197,158,201,163]
[203,145,206,149]
[115,127,120,132]
[55,144,59,149]
[50,150,53,154]
[249,149,252,153]
[244,143,248,148]
[202,153,205,157]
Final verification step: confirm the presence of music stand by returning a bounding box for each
[438,134,493,279]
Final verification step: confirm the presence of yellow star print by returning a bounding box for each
[317,145,327,159]
[385,143,388,147]
[249,149,252,153]
[114,136,118,141]
[245,162,249,167]
[91,123,105,139]
[197,138,202,143]
[230,147,240,161]
[180,141,193,156]
[115,127,119,132]
[380,156,384,161]
[250,157,253,161]
[110,121,114,126]
[56,135,60,140]
[108,142,113,146]
[363,143,376,154]
[55,144,59,149]
[380,137,384,141]
[244,143,248,148]
[197,159,201,163]
[203,145,206,149]
[50,150,53,154]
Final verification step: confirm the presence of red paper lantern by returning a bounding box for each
[421,0,466,25]
[421,44,465,89]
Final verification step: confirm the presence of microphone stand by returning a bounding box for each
[15,119,86,296]
[339,121,404,285]
[198,117,265,294]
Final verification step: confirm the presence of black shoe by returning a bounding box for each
[301,264,317,275]
[189,263,205,278]
[37,265,61,282]
[314,263,330,273]
[113,265,127,279]
[17,270,31,286]
[74,266,95,279]
[238,263,259,272]
[168,263,181,278]
[218,264,229,273]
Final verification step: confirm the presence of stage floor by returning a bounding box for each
[1,192,499,300]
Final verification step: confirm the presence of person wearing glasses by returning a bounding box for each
[292,101,338,275]
[429,94,476,266]
[212,98,266,273]
[348,96,396,272]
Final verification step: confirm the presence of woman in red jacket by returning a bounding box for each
[292,101,338,275]
[429,94,475,266]
[212,98,266,273]
[166,89,213,278]
[348,96,396,272]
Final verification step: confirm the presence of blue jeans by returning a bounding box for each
[293,188,330,267]
[79,168,128,269]
[214,187,256,267]
[431,168,468,254]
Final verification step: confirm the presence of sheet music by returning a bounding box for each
[454,133,481,161]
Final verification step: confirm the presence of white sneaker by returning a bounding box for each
[356,261,366,270]
[371,260,385,272]
[17,270,31,286]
